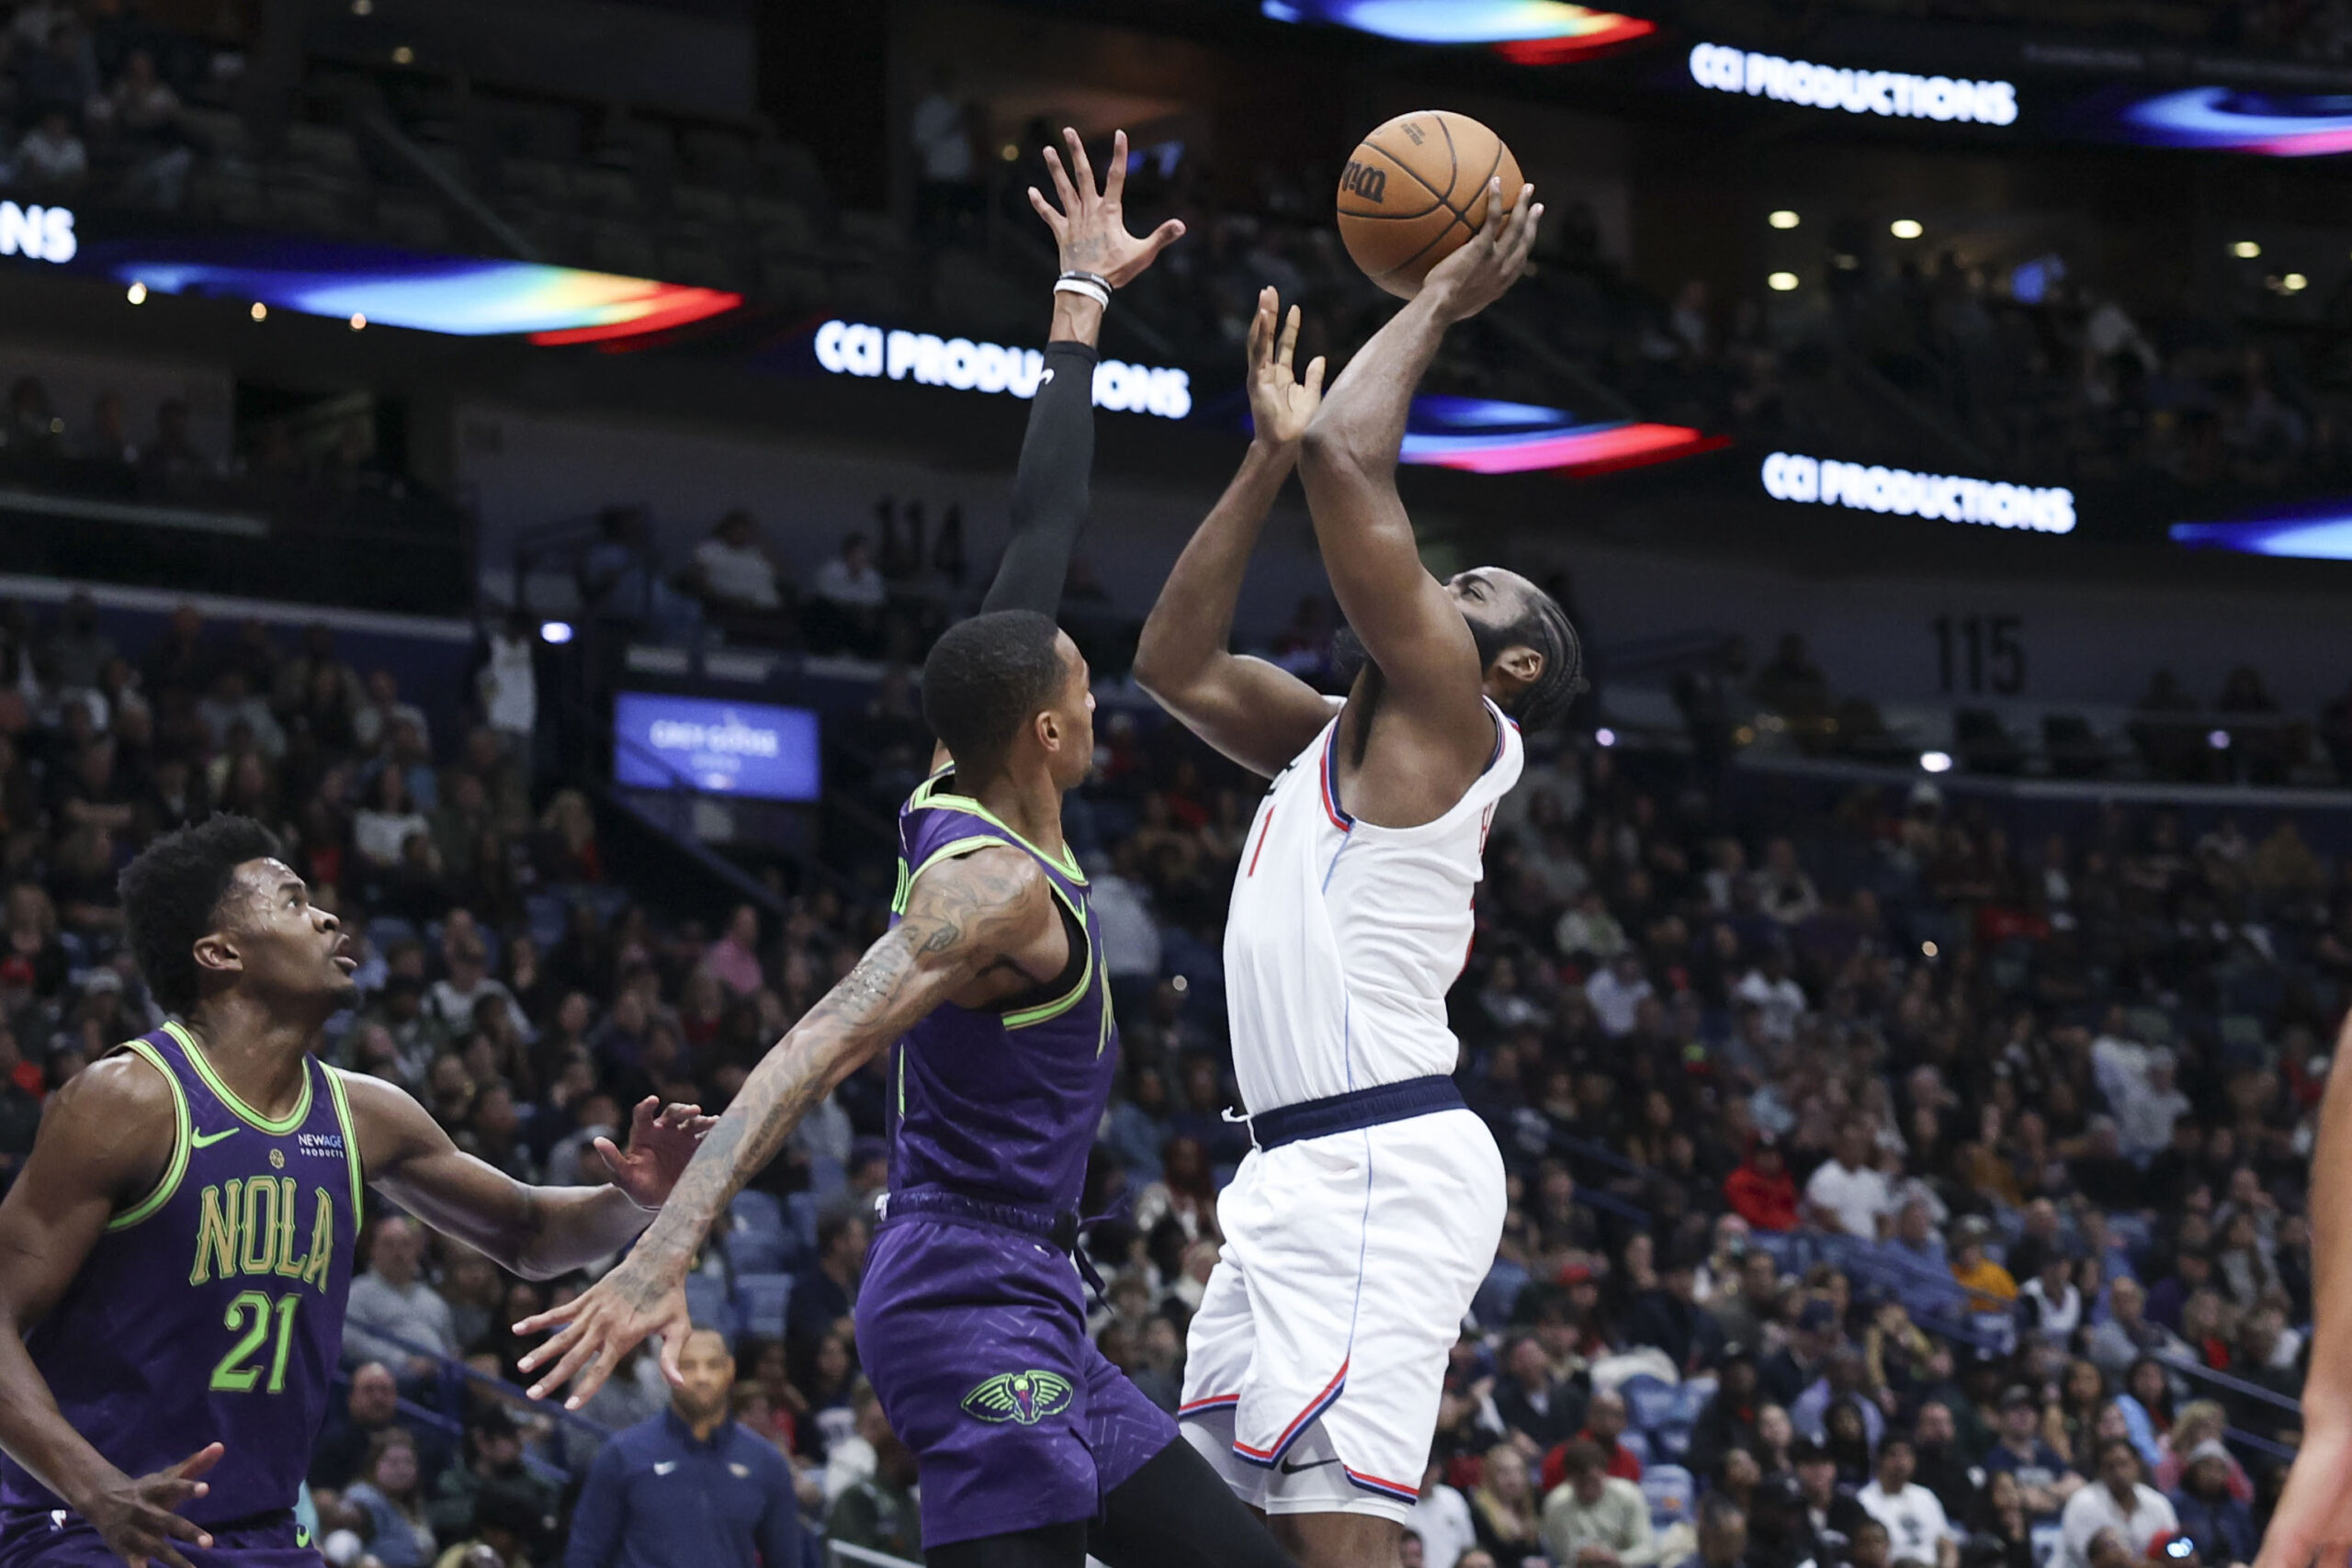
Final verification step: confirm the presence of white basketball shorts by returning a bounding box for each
[1177,1106,1506,1521]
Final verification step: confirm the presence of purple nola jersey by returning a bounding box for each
[887,770,1116,1213]
[0,1023,362,1527]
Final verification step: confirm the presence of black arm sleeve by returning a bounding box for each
[979,338,1099,617]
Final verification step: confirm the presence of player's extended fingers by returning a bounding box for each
[1247,292,1272,367]
[513,1304,582,1363]
[1104,129,1128,203]
[656,1312,692,1389]
[170,1442,224,1481]
[1063,127,1097,202]
[1040,145,1080,215]
[554,1336,623,1411]
[1024,186,1066,236]
[1276,304,1302,375]
[1139,217,1184,259]
[658,1101,702,1128]
[525,1321,606,1402]
[591,1134,623,1178]
[1303,355,1329,398]
[686,1114,718,1138]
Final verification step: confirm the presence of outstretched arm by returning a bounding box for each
[1134,288,1335,776]
[2253,1010,2352,1568]
[977,128,1182,622]
[514,846,1058,1407]
[345,1080,715,1281]
[1295,181,1542,729]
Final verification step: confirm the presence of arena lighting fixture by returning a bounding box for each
[2233,240,2262,258]
[249,301,266,321]
[390,44,413,64]
[2282,273,2309,292]
[1257,1,1656,63]
[1890,219,1923,239]
[1919,750,1953,773]
[1921,941,1939,958]
[1396,394,1725,476]
[82,238,741,342]
[2208,729,2232,750]
[539,621,574,646]
[349,312,366,329]
[1768,271,1799,291]
[1594,727,1617,747]
[124,281,145,304]
[1769,209,1800,229]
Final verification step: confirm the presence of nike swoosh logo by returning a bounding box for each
[1039,367,1055,386]
[653,1461,678,1475]
[1280,1457,1342,1474]
[297,1527,312,1549]
[191,1128,239,1149]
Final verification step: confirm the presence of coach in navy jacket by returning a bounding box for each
[564,1328,803,1568]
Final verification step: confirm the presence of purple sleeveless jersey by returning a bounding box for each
[857,772,1174,1548]
[0,1023,361,1537]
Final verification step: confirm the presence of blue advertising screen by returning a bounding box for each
[612,693,820,801]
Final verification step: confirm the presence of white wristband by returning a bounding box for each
[1054,276,1111,310]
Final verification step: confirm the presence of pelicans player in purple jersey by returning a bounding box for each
[0,816,712,1568]
[518,131,1296,1568]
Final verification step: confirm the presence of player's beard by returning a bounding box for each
[1333,611,1517,694]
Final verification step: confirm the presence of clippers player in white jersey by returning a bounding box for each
[1132,183,1576,1568]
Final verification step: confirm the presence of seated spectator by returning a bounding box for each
[1762,1298,1838,1408]
[424,1407,557,1546]
[2162,1439,2255,1566]
[2086,1278,2181,1380]
[1948,1217,2017,1309]
[2017,1252,2083,1347]
[1540,1440,1659,1568]
[1793,1350,1883,1456]
[691,508,789,614]
[787,1210,869,1364]
[354,764,431,871]
[1805,1122,1890,1240]
[2152,1403,2250,1504]
[311,1361,442,1493]
[2057,1439,2176,1568]
[1984,1385,2083,1520]
[806,533,888,657]
[703,902,765,997]
[1856,1436,1958,1568]
[1474,1441,1547,1568]
[17,108,86,191]
[1624,1239,1724,1374]
[1909,1402,1973,1521]
[354,668,430,754]
[1767,1437,1869,1568]
[340,1428,438,1568]
[1495,1332,1583,1452]
[825,1391,922,1562]
[344,1216,460,1376]
[1687,1349,1764,1478]
[1408,1454,1479,1568]
[1756,838,1819,927]
[1671,1495,1750,1568]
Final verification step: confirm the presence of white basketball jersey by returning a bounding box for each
[1222,699,1524,1114]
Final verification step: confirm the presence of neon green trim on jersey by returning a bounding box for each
[166,1021,313,1134]
[108,1037,191,1232]
[1003,883,1093,1031]
[896,836,1020,916]
[1095,965,1115,1059]
[910,773,1085,885]
[323,1066,366,1215]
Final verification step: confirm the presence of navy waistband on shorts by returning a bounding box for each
[1248,1074,1465,1151]
[876,1185,1082,1252]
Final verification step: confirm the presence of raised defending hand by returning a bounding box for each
[514,1252,693,1410]
[1029,127,1185,288]
[1423,180,1544,324]
[594,1096,717,1211]
[1246,288,1327,447]
[79,1442,220,1568]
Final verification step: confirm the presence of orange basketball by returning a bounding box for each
[1336,109,1524,299]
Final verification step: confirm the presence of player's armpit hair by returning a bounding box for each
[119,814,283,1015]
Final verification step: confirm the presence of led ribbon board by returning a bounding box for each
[1260,0,1653,62]
[80,232,737,342]
[1688,41,2018,126]
[1399,396,1722,475]
[2098,86,2352,155]
[812,318,1193,420]
[1762,452,2075,534]
[2173,500,2352,560]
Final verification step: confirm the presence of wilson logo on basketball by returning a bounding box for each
[1400,120,1426,144]
[1340,161,1388,203]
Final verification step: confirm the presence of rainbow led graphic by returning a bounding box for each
[1260,0,1654,62]
[80,233,739,342]
[2104,86,2352,156]
[2173,500,2352,561]
[1398,395,1724,475]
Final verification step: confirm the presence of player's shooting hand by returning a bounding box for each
[78,1442,220,1568]
[1424,180,1543,324]
[2253,1418,2352,1568]
[514,1255,692,1410]
[1030,127,1184,288]
[596,1096,718,1210]
[1245,288,1327,448]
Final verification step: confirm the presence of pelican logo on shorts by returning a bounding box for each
[962,1370,1074,1426]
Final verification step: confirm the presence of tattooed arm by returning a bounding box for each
[514,845,1059,1408]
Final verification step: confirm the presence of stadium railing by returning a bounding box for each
[366,1329,615,1479]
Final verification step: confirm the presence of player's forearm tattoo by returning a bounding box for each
[617,853,1042,1289]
